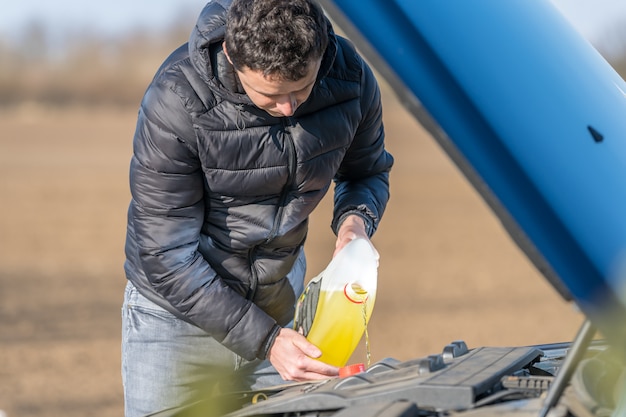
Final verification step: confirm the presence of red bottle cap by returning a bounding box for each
[339,363,366,378]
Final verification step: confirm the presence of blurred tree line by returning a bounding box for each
[0,17,193,108]
[0,16,625,109]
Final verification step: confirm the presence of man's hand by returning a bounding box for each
[267,328,339,381]
[334,214,374,257]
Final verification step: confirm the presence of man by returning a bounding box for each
[122,0,393,415]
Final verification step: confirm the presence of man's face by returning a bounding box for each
[235,59,322,117]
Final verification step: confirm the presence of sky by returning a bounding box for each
[550,0,626,48]
[0,1,205,37]
[1,0,625,47]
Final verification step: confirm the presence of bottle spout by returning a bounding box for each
[344,282,369,304]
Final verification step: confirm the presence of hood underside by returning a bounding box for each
[317,0,626,346]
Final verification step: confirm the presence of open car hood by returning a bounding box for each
[318,0,626,346]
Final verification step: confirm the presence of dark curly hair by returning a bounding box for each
[225,0,329,81]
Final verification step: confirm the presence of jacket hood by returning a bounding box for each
[189,0,231,84]
[188,0,338,99]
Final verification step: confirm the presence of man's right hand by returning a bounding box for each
[267,327,339,381]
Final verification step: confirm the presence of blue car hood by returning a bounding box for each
[319,0,626,345]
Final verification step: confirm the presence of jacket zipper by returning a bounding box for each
[248,117,297,301]
[265,117,297,244]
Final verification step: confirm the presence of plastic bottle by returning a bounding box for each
[294,238,379,367]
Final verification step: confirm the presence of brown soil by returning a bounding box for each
[0,89,583,417]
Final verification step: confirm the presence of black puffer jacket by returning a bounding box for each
[124,0,393,361]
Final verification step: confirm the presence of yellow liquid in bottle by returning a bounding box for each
[306,284,374,367]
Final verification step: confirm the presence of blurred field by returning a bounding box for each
[0,83,585,416]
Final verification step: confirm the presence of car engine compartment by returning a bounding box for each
[220,333,621,417]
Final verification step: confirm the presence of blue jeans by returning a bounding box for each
[121,252,306,417]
